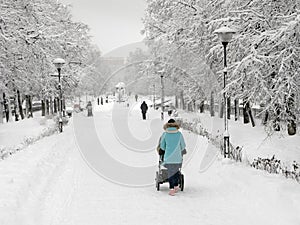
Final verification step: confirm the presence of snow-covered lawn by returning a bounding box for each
[0,112,55,150]
[178,110,300,169]
[0,98,299,225]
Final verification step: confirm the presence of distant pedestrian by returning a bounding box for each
[135,94,138,102]
[97,97,100,105]
[101,97,103,105]
[86,101,93,117]
[140,101,148,120]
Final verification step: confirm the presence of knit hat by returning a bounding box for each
[163,118,179,130]
[168,119,176,123]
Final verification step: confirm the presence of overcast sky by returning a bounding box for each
[60,0,147,54]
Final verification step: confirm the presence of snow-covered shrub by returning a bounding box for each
[0,147,10,160]
[53,115,69,126]
[41,125,58,137]
[23,137,36,146]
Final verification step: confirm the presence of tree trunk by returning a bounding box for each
[62,98,65,116]
[180,91,185,110]
[54,97,57,113]
[41,99,45,116]
[3,93,9,122]
[234,99,239,121]
[0,91,3,123]
[243,101,255,127]
[243,101,250,124]
[273,103,280,131]
[262,110,268,125]
[46,99,49,115]
[28,95,33,118]
[219,99,223,119]
[210,91,215,117]
[57,97,61,112]
[193,100,196,112]
[199,100,205,113]
[25,95,29,118]
[14,95,19,121]
[50,97,54,115]
[287,94,296,135]
[187,102,191,111]
[227,97,231,120]
[7,97,13,122]
[248,107,255,127]
[17,90,24,120]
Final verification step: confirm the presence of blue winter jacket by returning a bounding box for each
[160,126,186,164]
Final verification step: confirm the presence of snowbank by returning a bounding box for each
[0,114,57,160]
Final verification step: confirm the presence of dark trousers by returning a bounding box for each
[142,112,146,120]
[87,109,93,117]
[165,164,181,189]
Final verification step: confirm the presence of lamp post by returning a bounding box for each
[160,73,165,120]
[52,58,65,133]
[214,26,236,158]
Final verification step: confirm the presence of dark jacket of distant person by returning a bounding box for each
[140,101,148,113]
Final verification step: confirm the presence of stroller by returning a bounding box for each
[155,153,184,191]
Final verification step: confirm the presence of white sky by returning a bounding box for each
[60,0,147,54]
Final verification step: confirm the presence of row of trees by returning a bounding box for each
[141,0,299,134]
[0,0,105,122]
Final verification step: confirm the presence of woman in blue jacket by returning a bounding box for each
[160,119,186,196]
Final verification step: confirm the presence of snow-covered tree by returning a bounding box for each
[143,0,299,132]
[0,0,98,120]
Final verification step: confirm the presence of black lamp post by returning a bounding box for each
[160,72,165,120]
[214,26,236,158]
[53,58,65,132]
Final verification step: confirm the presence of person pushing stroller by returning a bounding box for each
[158,119,186,196]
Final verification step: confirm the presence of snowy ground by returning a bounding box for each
[179,109,300,168]
[0,98,300,225]
[0,112,54,150]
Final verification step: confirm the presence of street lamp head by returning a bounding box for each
[214,26,236,43]
[157,69,164,77]
[53,58,66,69]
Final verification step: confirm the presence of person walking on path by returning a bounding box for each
[140,101,148,120]
[86,101,93,117]
[159,119,186,196]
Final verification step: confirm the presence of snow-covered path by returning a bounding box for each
[1,101,300,225]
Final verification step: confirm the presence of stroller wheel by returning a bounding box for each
[156,172,160,191]
[179,174,184,191]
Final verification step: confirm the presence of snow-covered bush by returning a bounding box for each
[53,115,69,127]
